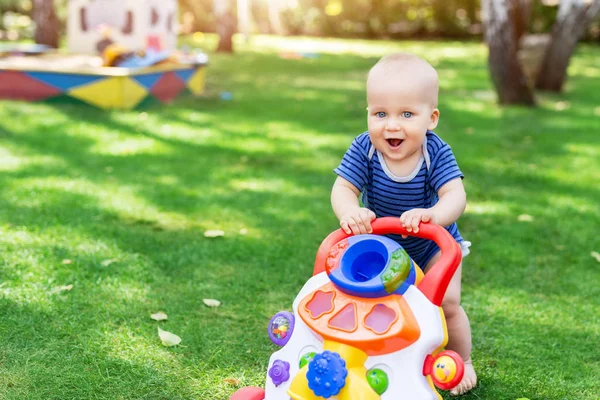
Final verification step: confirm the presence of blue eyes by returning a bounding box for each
[374,111,413,118]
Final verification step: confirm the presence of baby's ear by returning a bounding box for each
[428,108,440,130]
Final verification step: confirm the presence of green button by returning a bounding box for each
[366,368,389,395]
[299,352,316,369]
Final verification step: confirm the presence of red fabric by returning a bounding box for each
[0,71,61,101]
[150,71,185,103]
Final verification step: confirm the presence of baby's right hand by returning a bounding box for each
[340,208,376,235]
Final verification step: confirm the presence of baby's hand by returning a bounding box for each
[340,208,376,235]
[399,208,437,237]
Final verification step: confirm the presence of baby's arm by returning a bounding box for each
[400,177,466,233]
[331,176,376,234]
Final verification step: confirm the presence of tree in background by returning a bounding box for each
[214,0,235,52]
[267,0,287,35]
[482,0,535,105]
[514,0,533,41]
[237,0,251,41]
[33,0,59,47]
[535,0,600,91]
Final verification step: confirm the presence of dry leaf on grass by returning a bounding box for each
[203,299,221,308]
[62,259,73,264]
[204,230,225,238]
[101,258,119,267]
[591,251,600,263]
[517,214,534,222]
[50,284,73,294]
[223,377,241,386]
[158,327,181,347]
[150,312,168,321]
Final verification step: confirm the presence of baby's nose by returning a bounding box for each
[386,120,401,130]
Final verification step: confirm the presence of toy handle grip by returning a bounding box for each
[313,217,462,306]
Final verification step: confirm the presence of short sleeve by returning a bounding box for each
[334,134,370,191]
[429,144,464,192]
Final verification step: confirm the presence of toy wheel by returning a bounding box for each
[229,386,265,400]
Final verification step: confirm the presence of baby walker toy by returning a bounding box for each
[231,217,464,400]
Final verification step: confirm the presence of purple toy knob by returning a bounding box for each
[268,359,290,386]
[268,311,294,346]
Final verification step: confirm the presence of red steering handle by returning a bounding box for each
[313,217,462,306]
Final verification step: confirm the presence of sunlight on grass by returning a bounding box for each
[91,137,171,157]
[473,286,599,336]
[544,194,599,215]
[0,147,68,172]
[0,226,150,309]
[98,279,150,303]
[99,186,192,230]
[230,178,300,194]
[458,98,487,112]
[0,147,23,170]
[154,174,180,186]
[289,77,364,91]
[7,176,196,231]
[465,201,511,216]
[185,33,487,61]
[564,142,599,158]
[101,324,179,364]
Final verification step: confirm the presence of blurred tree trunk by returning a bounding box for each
[482,0,535,105]
[535,0,600,92]
[514,0,532,42]
[215,0,235,53]
[268,0,285,35]
[237,0,251,42]
[33,0,59,48]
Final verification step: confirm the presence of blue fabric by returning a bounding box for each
[334,131,464,269]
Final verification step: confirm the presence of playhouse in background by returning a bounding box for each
[67,0,178,54]
[0,0,207,110]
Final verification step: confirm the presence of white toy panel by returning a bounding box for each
[265,273,329,399]
[264,273,447,399]
[366,286,445,400]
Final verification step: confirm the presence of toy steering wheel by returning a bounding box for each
[313,217,462,306]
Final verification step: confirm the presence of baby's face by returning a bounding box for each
[367,72,439,166]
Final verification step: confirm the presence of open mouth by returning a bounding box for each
[386,138,403,148]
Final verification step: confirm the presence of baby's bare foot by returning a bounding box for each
[450,359,477,396]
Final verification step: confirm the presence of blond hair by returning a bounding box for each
[367,53,439,107]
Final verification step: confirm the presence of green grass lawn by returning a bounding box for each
[1,35,599,399]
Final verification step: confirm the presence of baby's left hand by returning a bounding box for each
[399,208,437,237]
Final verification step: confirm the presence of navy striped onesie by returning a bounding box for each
[334,131,464,269]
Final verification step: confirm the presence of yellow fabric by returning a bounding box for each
[187,67,206,95]
[68,76,147,110]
